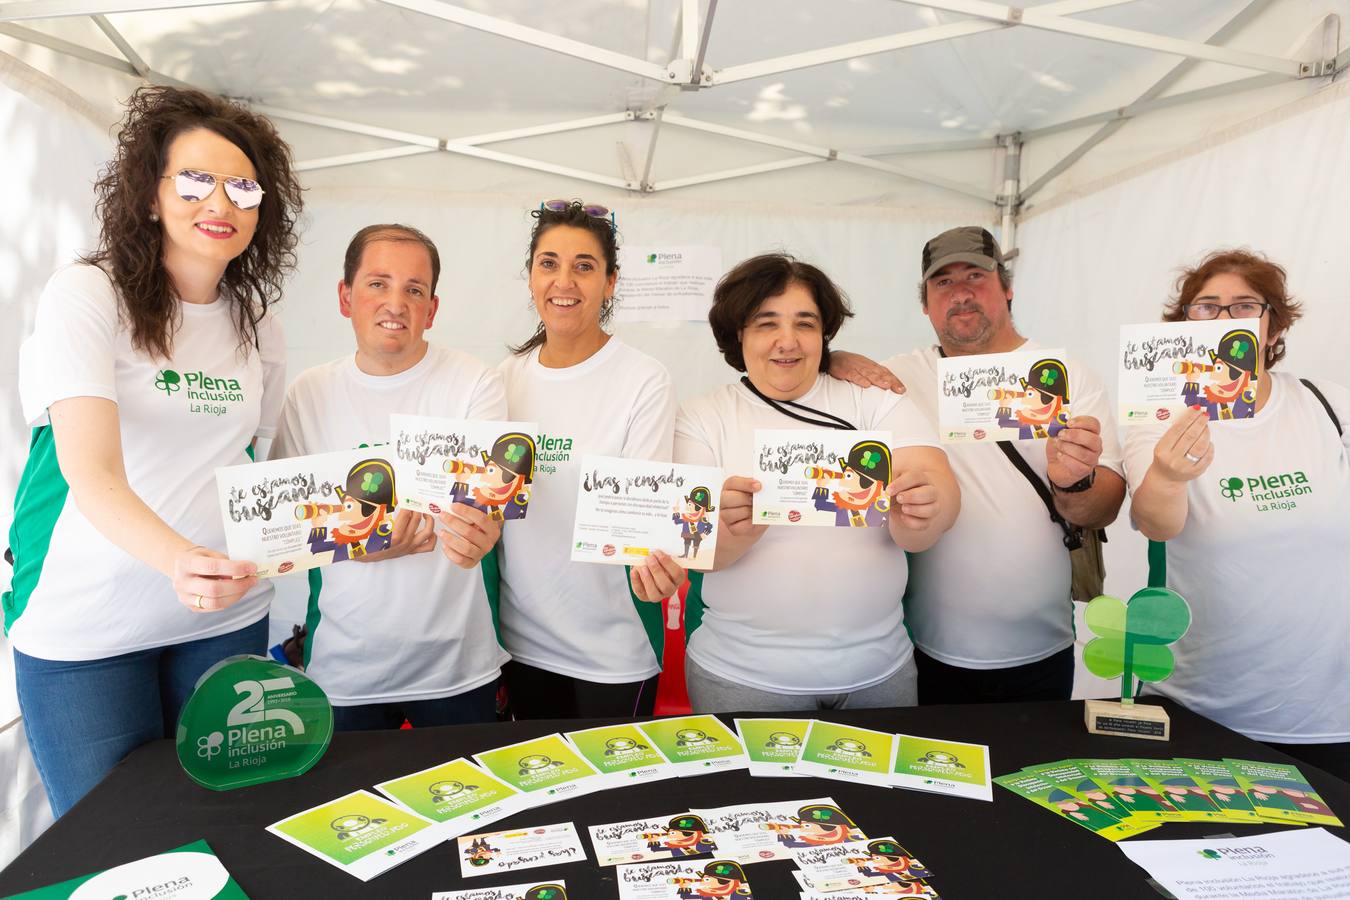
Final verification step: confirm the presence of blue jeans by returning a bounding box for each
[14,617,268,818]
[332,680,500,731]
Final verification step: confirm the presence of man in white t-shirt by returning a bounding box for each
[834,227,1125,703]
[270,224,507,730]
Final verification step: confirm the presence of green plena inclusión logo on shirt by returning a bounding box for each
[154,368,245,416]
[1218,471,1312,512]
[535,432,573,476]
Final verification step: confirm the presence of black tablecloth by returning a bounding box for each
[3,699,1347,898]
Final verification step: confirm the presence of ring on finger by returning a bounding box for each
[194,594,206,610]
[1184,451,1202,464]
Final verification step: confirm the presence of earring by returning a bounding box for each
[149,212,160,223]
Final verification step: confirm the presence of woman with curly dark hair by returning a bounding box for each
[1124,249,1350,781]
[3,85,303,816]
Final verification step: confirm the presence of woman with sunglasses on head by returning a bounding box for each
[495,200,677,719]
[1124,249,1350,780]
[4,86,302,816]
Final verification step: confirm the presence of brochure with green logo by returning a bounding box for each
[734,718,808,778]
[374,757,532,836]
[175,655,333,792]
[1224,758,1343,827]
[565,723,678,786]
[616,858,756,900]
[1124,758,1228,822]
[266,789,442,881]
[1072,758,1185,823]
[2,839,246,899]
[892,734,992,801]
[690,797,864,864]
[455,822,585,878]
[795,720,896,788]
[1024,760,1141,826]
[473,733,603,801]
[432,881,569,900]
[994,771,1160,841]
[636,715,747,776]
[1173,758,1262,823]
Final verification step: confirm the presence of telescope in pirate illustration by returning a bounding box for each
[443,459,487,477]
[295,502,342,520]
[804,465,846,480]
[1172,360,1216,376]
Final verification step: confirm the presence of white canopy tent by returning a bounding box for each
[2,0,1349,864]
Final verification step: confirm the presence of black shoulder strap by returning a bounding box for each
[1300,378,1343,437]
[995,441,1082,550]
[738,376,856,430]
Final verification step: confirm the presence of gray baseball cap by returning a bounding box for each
[921,226,1005,281]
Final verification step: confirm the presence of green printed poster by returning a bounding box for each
[1225,758,1343,827]
[1124,759,1227,822]
[892,734,992,801]
[1025,760,1147,829]
[374,757,532,835]
[1173,758,1262,823]
[473,733,603,800]
[795,721,896,788]
[994,771,1159,841]
[565,723,678,785]
[1072,758,1185,823]
[267,789,442,881]
[2,840,246,899]
[735,718,809,777]
[637,715,748,776]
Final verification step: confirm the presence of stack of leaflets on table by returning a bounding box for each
[373,756,533,837]
[616,858,759,900]
[432,881,568,900]
[589,812,723,867]
[2,839,246,899]
[790,837,939,896]
[266,789,446,881]
[454,822,586,878]
[995,756,1342,841]
[635,714,749,776]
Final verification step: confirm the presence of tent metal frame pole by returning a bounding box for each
[295,146,439,173]
[640,106,666,192]
[997,132,1022,252]
[0,0,267,19]
[1020,0,1276,202]
[651,157,825,191]
[891,0,1307,76]
[90,13,148,76]
[373,0,675,84]
[0,21,138,73]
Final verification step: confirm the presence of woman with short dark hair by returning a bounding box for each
[5,86,303,816]
[671,253,959,713]
[1125,248,1350,780]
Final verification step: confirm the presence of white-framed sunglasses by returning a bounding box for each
[162,168,265,210]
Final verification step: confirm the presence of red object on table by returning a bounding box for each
[653,580,692,715]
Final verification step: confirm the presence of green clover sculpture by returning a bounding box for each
[361,471,384,492]
[1083,587,1191,703]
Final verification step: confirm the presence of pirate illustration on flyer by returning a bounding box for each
[852,838,933,884]
[645,814,718,857]
[463,836,499,868]
[448,431,535,522]
[762,803,864,848]
[521,886,567,900]
[994,357,1069,439]
[811,439,892,527]
[673,860,752,898]
[672,486,715,559]
[1174,327,1258,420]
[299,458,396,562]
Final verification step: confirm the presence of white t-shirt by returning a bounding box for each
[1123,371,1350,743]
[270,345,511,706]
[675,373,939,694]
[6,263,283,660]
[496,338,676,683]
[885,342,1123,669]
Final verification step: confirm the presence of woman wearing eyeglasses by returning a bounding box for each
[495,200,677,718]
[1124,249,1350,780]
[5,86,302,815]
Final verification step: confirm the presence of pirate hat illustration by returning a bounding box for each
[867,838,908,859]
[1210,328,1260,376]
[836,439,891,487]
[702,860,746,882]
[669,813,710,835]
[523,885,567,900]
[464,837,495,866]
[1021,358,1069,402]
[796,803,856,827]
[684,485,716,512]
[336,458,396,513]
[482,432,537,483]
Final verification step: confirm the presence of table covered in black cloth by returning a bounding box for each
[3,699,1348,898]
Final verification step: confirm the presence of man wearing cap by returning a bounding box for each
[450,431,535,521]
[832,226,1125,704]
[1182,327,1258,420]
[673,486,716,558]
[813,439,892,527]
[271,223,508,731]
[304,458,397,560]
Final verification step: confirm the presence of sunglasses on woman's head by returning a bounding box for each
[540,198,615,226]
[162,168,265,210]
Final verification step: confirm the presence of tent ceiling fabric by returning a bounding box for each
[0,0,1343,204]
